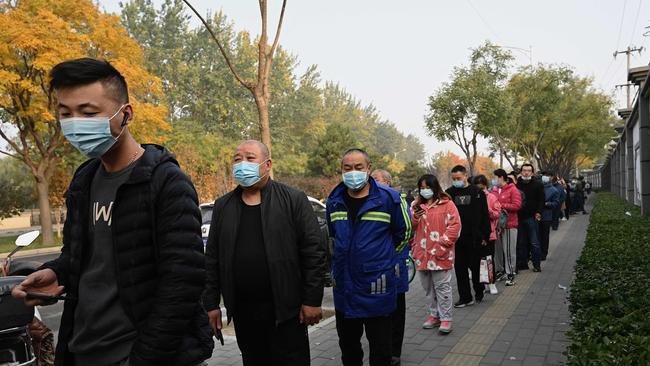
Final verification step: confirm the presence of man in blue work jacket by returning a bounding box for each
[327,149,412,366]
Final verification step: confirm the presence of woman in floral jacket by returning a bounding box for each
[411,174,462,335]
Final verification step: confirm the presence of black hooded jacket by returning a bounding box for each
[41,145,214,366]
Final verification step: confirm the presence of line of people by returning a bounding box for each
[10,58,577,366]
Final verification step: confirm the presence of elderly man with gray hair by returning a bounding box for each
[371,168,409,366]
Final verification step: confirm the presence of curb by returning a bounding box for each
[0,246,62,259]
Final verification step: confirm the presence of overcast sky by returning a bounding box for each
[101,0,649,158]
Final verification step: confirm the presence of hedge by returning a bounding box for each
[567,192,650,365]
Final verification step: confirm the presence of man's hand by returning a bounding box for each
[207,309,223,335]
[299,305,322,326]
[535,213,542,221]
[11,269,63,307]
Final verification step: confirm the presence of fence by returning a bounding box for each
[593,63,650,216]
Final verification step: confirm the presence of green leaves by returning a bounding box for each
[566,193,650,365]
[425,41,513,175]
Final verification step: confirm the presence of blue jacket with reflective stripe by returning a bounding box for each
[326,178,412,318]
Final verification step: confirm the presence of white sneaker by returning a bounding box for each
[489,284,498,295]
[561,217,568,221]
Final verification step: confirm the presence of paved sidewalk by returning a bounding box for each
[207,198,592,366]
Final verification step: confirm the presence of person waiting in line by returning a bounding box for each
[446,165,491,307]
[539,171,561,261]
[551,176,566,230]
[327,149,412,366]
[516,164,545,272]
[473,175,502,295]
[371,169,409,366]
[411,174,461,335]
[491,169,522,286]
[203,140,326,366]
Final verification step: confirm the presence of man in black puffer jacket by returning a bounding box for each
[12,58,213,366]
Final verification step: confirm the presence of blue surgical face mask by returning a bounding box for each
[419,188,434,200]
[60,105,127,158]
[491,178,499,187]
[342,170,368,191]
[542,176,551,184]
[233,160,269,187]
[452,180,465,189]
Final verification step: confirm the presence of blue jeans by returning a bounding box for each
[516,217,541,268]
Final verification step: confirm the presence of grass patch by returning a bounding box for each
[0,234,62,255]
[567,192,650,365]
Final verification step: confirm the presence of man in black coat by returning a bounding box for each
[446,165,491,308]
[12,58,213,366]
[203,140,325,366]
[515,163,545,272]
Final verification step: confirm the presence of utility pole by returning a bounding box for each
[613,46,644,108]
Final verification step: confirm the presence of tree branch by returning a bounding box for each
[263,0,287,82]
[269,0,287,58]
[181,0,253,91]
[0,149,21,160]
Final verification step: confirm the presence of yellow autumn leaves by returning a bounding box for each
[0,0,169,144]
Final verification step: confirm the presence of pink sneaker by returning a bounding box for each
[422,314,441,329]
[439,321,453,334]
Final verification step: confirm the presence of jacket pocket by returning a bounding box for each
[362,260,394,295]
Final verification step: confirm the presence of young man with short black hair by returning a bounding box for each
[446,165,491,307]
[12,58,213,366]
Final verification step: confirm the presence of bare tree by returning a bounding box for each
[182,0,287,167]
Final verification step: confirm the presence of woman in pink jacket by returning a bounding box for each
[473,175,502,295]
[411,174,461,335]
[491,169,522,286]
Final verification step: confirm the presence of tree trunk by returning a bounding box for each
[35,177,54,245]
[255,94,274,178]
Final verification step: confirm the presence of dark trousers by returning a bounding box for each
[454,240,484,303]
[538,221,552,260]
[233,304,310,366]
[335,311,392,366]
[391,293,406,358]
[517,217,541,268]
[552,207,561,230]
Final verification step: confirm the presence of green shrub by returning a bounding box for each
[567,192,650,365]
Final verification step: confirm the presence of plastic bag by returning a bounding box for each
[480,255,494,284]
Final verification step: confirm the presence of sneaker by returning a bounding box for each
[496,271,507,282]
[475,296,484,304]
[391,356,401,366]
[561,217,568,221]
[533,266,542,272]
[439,321,453,334]
[505,279,515,286]
[422,314,441,329]
[454,300,475,308]
[489,284,498,295]
[517,264,529,271]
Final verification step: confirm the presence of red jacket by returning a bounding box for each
[410,197,461,271]
[485,190,502,241]
[491,183,522,229]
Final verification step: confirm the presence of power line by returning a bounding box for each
[615,0,628,49]
[465,0,501,41]
[601,0,628,83]
[628,0,643,46]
